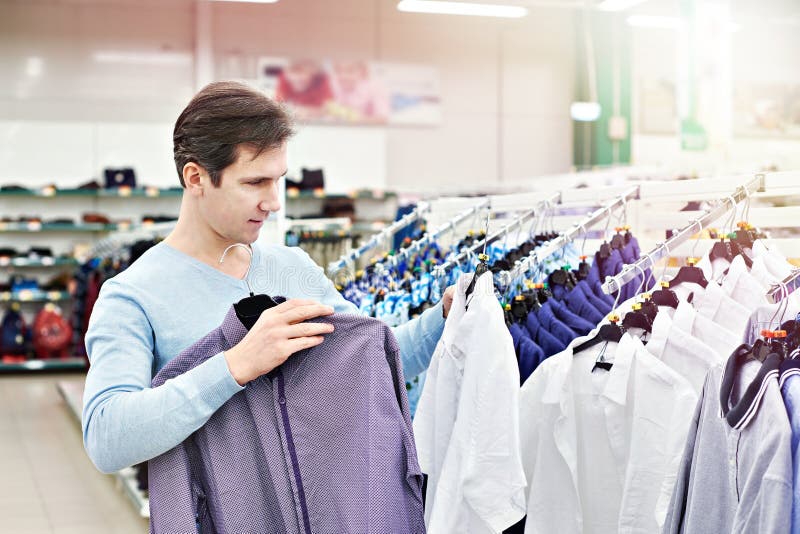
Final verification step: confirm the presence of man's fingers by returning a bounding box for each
[284,322,335,339]
[286,336,325,354]
[284,304,335,325]
[274,299,317,312]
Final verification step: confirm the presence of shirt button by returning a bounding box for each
[278,397,286,405]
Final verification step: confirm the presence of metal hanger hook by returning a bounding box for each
[220,243,255,295]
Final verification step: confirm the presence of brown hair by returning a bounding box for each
[173,81,294,187]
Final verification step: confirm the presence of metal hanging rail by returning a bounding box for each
[435,192,563,274]
[326,201,430,274]
[600,174,766,295]
[767,270,800,304]
[504,186,640,282]
[328,198,491,277]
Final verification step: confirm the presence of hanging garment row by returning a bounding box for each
[392,176,800,534]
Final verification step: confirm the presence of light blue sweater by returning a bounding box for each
[82,241,445,474]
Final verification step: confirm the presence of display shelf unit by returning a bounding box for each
[0,358,86,372]
[0,289,71,303]
[0,221,174,233]
[0,186,183,198]
[286,189,398,201]
[0,257,78,268]
[57,380,150,518]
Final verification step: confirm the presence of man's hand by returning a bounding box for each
[224,299,335,385]
[442,286,456,319]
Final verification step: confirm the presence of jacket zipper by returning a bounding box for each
[276,371,312,534]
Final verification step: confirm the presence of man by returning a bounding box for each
[82,81,454,474]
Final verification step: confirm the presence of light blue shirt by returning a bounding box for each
[781,369,800,534]
[82,241,445,474]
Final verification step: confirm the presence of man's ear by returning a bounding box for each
[183,162,206,196]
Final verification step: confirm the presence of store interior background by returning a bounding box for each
[4,0,798,195]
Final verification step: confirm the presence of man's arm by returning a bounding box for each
[82,279,244,474]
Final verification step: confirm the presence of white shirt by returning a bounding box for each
[413,272,526,534]
[519,333,697,534]
[691,281,752,337]
[720,255,768,308]
[671,300,741,357]
[647,312,724,393]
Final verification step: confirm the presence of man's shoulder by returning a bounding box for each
[103,243,175,291]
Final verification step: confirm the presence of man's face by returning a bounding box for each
[199,143,286,245]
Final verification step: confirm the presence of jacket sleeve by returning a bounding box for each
[82,279,244,474]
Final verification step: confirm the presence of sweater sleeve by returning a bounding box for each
[82,279,244,474]
[290,247,445,380]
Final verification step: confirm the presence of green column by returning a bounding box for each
[573,12,632,167]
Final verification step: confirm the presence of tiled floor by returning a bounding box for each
[0,373,148,533]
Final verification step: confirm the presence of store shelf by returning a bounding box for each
[0,186,183,198]
[0,221,174,233]
[0,257,78,268]
[0,357,86,372]
[286,189,397,201]
[0,289,71,303]
[57,380,150,519]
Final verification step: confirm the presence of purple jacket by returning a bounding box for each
[148,307,425,534]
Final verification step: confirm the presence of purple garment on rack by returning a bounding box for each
[148,307,425,534]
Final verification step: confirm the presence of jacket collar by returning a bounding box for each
[719,346,781,429]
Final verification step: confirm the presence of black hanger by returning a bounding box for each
[234,293,280,330]
[610,228,626,251]
[573,321,624,358]
[668,260,708,289]
[574,257,591,281]
[464,253,490,309]
[221,244,282,330]
[651,284,679,308]
[709,239,734,264]
[622,306,653,333]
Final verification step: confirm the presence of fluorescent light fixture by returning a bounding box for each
[626,15,739,31]
[597,0,649,12]
[571,102,602,122]
[92,51,192,65]
[625,15,682,29]
[25,56,44,77]
[397,0,528,18]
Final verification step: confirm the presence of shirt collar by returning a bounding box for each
[220,306,249,348]
[541,332,636,408]
[671,300,697,334]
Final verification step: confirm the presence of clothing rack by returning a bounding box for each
[767,270,800,304]
[435,192,563,274]
[326,202,430,275]
[600,174,766,295]
[87,221,177,260]
[351,198,491,276]
[503,186,641,283]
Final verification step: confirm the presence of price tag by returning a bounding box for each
[41,257,55,266]
[145,187,160,197]
[0,257,9,266]
[27,221,42,231]
[47,291,61,301]
[41,186,56,197]
[18,289,33,301]
[118,186,133,197]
